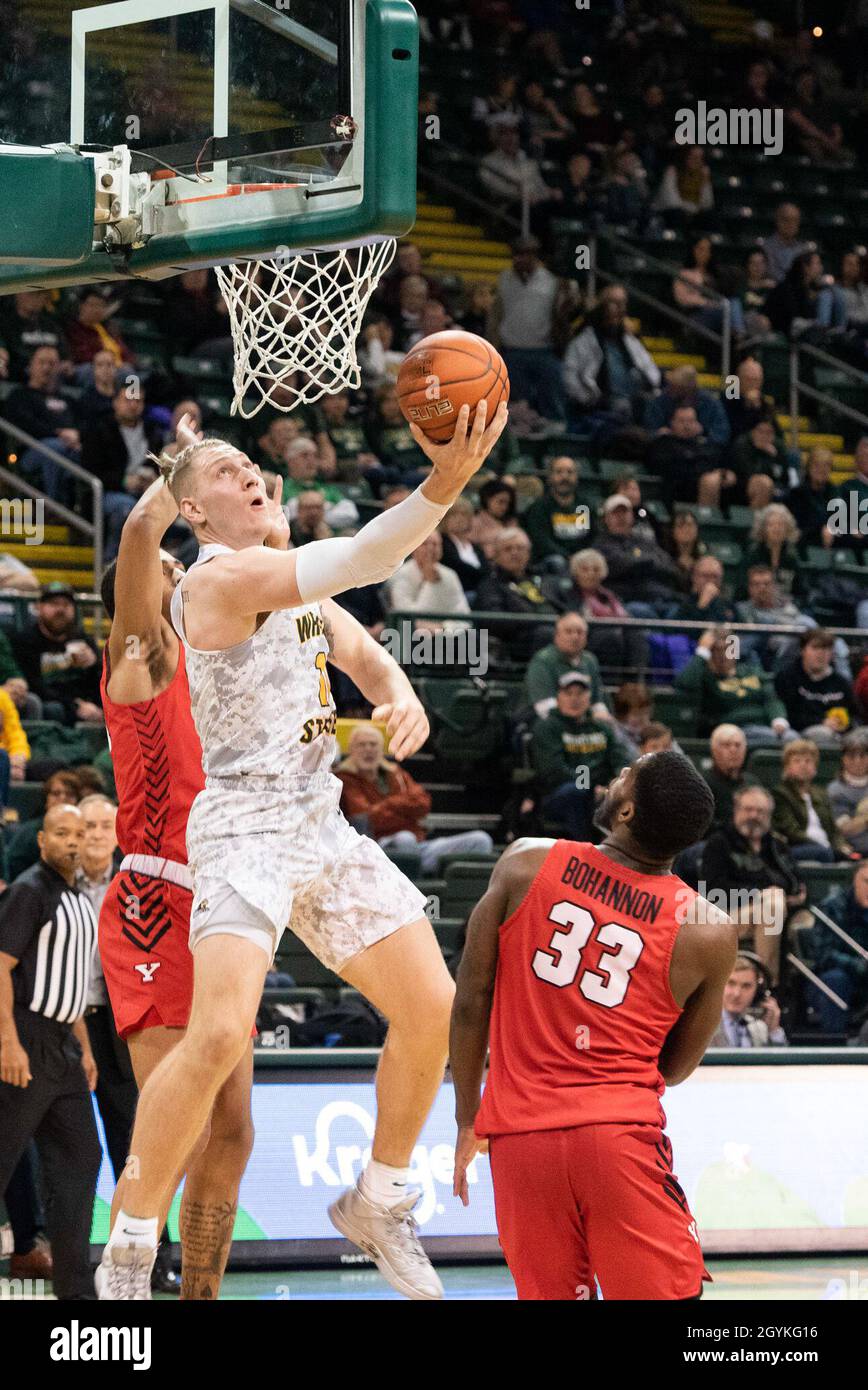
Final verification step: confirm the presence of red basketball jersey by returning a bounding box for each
[474,841,697,1138]
[100,644,204,863]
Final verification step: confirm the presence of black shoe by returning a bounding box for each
[151,1244,180,1295]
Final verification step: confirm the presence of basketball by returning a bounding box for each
[396,330,510,443]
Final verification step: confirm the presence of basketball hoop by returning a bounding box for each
[215,236,397,418]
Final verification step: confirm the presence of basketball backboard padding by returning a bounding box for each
[0,0,418,295]
[0,149,96,267]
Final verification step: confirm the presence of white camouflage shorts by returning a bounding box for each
[185,769,429,973]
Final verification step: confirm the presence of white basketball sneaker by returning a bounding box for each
[328,1184,444,1300]
[95,1241,156,1300]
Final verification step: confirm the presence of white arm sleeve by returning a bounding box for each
[293,486,450,604]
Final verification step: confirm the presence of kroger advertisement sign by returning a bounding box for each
[89,1065,868,1256]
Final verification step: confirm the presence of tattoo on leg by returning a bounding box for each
[179,1199,237,1300]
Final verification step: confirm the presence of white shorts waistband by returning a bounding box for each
[119,853,194,892]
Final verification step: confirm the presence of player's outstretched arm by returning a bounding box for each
[658,909,738,1086]
[321,600,429,761]
[108,475,179,669]
[206,399,509,619]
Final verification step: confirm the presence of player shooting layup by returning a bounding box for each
[451,751,738,1300]
[97,397,508,1300]
[97,415,258,1300]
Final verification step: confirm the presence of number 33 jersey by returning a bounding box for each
[170,543,336,780]
[475,842,698,1138]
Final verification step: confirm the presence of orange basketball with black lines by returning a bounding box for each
[396,330,510,442]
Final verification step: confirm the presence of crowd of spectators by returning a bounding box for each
[0,2,867,1050]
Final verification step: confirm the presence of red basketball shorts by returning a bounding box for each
[488,1122,709,1301]
[99,872,195,1039]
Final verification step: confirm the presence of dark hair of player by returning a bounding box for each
[630,750,715,860]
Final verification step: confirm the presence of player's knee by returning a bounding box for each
[188,1016,250,1071]
[392,973,454,1048]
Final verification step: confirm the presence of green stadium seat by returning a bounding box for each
[273,930,341,987]
[801,864,854,905]
[747,747,841,791]
[645,498,671,524]
[73,723,111,759]
[416,677,512,763]
[651,689,698,737]
[708,540,744,568]
[442,861,493,920]
[8,782,45,821]
[805,547,859,572]
[171,355,231,382]
[260,987,328,1010]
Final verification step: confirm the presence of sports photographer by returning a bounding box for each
[707,954,788,1048]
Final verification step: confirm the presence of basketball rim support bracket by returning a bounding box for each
[0,0,418,296]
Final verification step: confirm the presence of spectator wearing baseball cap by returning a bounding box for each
[11,586,102,727]
[524,611,610,723]
[530,670,624,840]
[596,494,686,617]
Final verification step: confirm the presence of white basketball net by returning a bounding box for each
[215,239,397,418]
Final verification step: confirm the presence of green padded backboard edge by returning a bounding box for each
[0,0,418,296]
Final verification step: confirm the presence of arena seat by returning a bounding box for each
[416,677,512,764]
[747,747,841,790]
[442,861,493,919]
[273,931,342,988]
[7,782,45,821]
[800,864,854,903]
[649,689,698,737]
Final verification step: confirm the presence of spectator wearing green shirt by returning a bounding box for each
[524,611,610,722]
[314,390,379,494]
[255,415,304,473]
[281,438,359,532]
[368,384,427,478]
[531,671,623,840]
[675,627,792,746]
[522,456,592,571]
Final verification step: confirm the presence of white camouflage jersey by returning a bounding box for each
[170,543,337,780]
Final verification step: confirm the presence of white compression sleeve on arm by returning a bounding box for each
[293,486,449,604]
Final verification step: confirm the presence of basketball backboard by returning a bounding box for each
[0,0,418,292]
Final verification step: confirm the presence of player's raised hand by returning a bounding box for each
[263,473,291,551]
[371,697,430,761]
[453,1125,486,1207]
[176,411,203,450]
[410,399,509,504]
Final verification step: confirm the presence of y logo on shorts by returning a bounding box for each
[134,963,161,984]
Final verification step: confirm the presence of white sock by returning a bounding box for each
[360,1160,412,1209]
[107,1210,159,1250]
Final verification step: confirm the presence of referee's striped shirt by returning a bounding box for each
[0,860,98,1025]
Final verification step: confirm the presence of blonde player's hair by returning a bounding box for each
[148,438,234,504]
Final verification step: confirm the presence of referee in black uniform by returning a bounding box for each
[0,802,102,1300]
